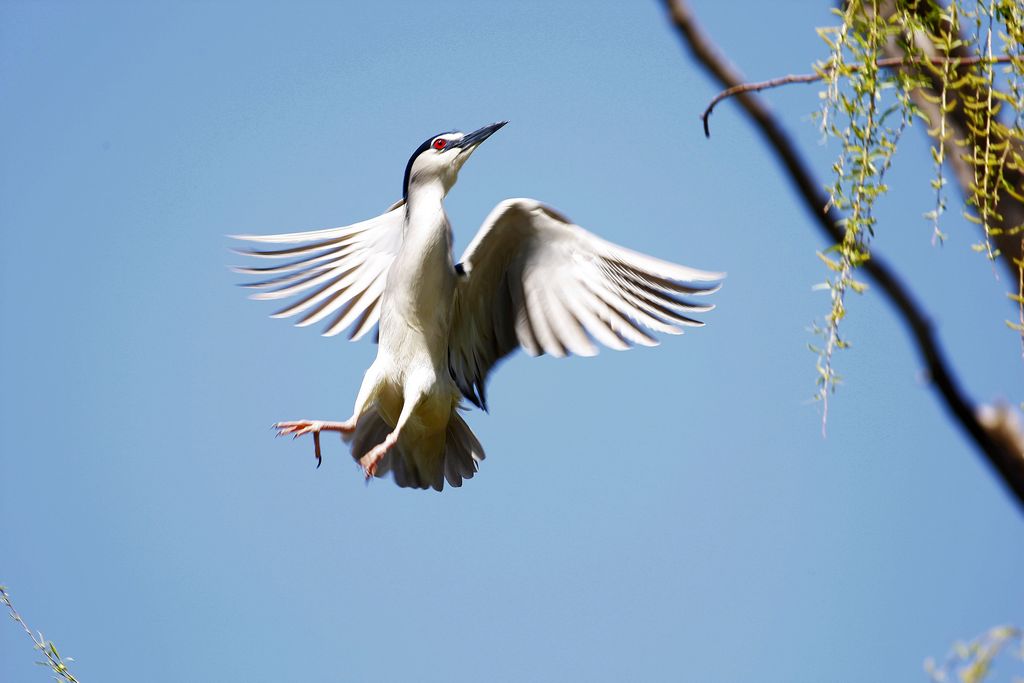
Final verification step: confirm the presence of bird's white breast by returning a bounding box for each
[377,195,457,379]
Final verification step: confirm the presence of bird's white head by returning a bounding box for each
[403,121,507,200]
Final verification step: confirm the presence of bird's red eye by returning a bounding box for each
[432,138,447,150]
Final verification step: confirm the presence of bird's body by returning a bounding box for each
[234,122,722,490]
[353,185,468,488]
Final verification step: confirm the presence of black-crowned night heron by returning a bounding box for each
[233,122,722,491]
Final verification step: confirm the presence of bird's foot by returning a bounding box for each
[359,432,398,480]
[274,419,355,438]
[273,419,356,468]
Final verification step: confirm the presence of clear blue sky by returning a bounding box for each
[2,1,1022,681]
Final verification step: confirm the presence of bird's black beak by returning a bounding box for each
[455,121,508,150]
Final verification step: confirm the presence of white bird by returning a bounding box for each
[233,122,722,491]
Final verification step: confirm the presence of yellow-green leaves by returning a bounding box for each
[815,0,907,422]
[813,0,1024,415]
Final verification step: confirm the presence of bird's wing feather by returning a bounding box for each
[231,201,405,340]
[449,198,723,409]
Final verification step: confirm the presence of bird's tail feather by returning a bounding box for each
[442,411,486,489]
[348,405,485,491]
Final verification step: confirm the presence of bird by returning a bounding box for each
[232,122,723,491]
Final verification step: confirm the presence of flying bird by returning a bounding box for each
[232,122,722,491]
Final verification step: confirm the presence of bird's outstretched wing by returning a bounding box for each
[448,198,723,409]
[231,200,406,341]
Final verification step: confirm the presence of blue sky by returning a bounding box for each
[2,1,1022,681]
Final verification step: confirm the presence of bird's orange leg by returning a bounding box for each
[274,419,356,468]
[359,392,422,480]
[359,432,398,479]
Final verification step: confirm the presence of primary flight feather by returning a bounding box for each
[233,122,722,491]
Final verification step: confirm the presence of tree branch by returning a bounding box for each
[700,55,1020,137]
[663,0,1024,513]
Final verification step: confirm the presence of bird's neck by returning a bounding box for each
[404,179,449,239]
[389,178,456,332]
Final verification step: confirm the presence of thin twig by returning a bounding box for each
[700,54,1019,136]
[664,0,1024,514]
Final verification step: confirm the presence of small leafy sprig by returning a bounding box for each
[814,0,917,427]
[919,2,963,244]
[1,585,80,683]
[925,625,1024,683]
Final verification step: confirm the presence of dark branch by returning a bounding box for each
[701,55,1020,137]
[664,0,1024,514]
